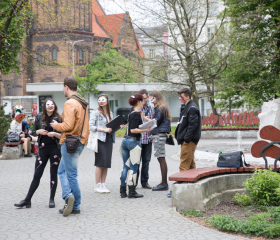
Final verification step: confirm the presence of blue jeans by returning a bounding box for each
[137,142,152,186]
[120,138,141,186]
[58,143,84,210]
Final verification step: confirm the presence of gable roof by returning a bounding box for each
[91,1,145,58]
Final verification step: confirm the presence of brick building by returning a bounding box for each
[0,0,144,99]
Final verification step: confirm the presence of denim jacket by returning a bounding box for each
[89,110,115,143]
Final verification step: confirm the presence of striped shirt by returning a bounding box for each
[140,105,154,144]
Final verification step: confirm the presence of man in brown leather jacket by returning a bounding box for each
[51,76,89,217]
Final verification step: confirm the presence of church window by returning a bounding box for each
[52,48,57,61]
[37,48,42,63]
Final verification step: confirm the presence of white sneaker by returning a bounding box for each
[101,183,110,193]
[94,183,103,193]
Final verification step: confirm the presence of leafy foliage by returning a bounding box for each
[216,0,280,110]
[0,104,12,145]
[242,169,280,206]
[180,209,203,217]
[233,193,252,206]
[77,42,140,96]
[207,211,280,238]
[0,0,32,74]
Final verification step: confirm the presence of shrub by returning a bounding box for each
[242,169,280,206]
[0,104,12,145]
[180,209,203,217]
[206,214,243,232]
[233,192,252,206]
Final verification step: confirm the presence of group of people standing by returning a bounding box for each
[14,76,201,217]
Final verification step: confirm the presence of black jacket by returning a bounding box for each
[32,113,62,148]
[175,100,201,145]
[150,107,171,135]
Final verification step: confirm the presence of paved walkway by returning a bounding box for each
[0,138,250,240]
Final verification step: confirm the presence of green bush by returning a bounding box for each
[0,104,12,145]
[233,193,252,206]
[243,169,280,206]
[180,209,203,217]
[207,211,280,238]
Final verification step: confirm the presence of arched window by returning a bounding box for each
[37,48,42,63]
[79,48,83,62]
[52,48,57,61]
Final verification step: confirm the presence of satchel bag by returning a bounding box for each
[87,112,99,153]
[65,109,86,154]
[165,134,175,145]
[217,151,251,168]
[5,131,21,143]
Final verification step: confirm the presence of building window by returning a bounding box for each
[207,27,215,41]
[79,48,83,62]
[6,84,12,96]
[37,48,42,63]
[52,48,57,61]
[209,2,218,17]
[149,49,155,58]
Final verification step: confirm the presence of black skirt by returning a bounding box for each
[95,133,113,168]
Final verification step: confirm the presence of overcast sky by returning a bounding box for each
[98,0,163,27]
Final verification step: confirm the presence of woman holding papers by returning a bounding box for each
[149,90,172,191]
[89,94,115,193]
[120,93,152,198]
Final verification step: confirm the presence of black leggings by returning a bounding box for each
[25,146,61,201]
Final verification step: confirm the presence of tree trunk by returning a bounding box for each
[209,98,217,115]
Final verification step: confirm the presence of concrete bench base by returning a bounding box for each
[172,173,252,211]
[2,145,24,159]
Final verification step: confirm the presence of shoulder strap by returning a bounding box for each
[79,109,86,140]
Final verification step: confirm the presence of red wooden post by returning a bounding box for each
[242,111,247,125]
[212,115,218,126]
[227,114,231,125]
[219,117,224,126]
[249,111,253,125]
[238,113,242,125]
[222,114,227,126]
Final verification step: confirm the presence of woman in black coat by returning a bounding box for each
[14,98,62,209]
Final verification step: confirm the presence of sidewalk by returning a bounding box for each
[0,138,248,240]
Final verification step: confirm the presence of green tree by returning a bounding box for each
[77,41,140,96]
[0,104,12,146]
[0,0,32,74]
[215,0,280,110]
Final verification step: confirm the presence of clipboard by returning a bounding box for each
[106,115,125,133]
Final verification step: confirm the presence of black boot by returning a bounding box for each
[49,199,55,208]
[14,199,31,208]
[120,186,127,198]
[128,186,143,198]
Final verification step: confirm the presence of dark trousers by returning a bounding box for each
[136,142,152,186]
[25,146,61,201]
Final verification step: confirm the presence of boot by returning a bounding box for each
[120,186,127,198]
[14,199,31,208]
[128,186,143,198]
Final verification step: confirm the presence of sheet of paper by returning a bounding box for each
[130,145,141,165]
[139,119,157,129]
[125,158,131,167]
[125,170,134,186]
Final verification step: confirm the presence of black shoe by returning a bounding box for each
[120,186,127,198]
[14,199,31,208]
[62,195,75,217]
[128,186,143,198]
[49,199,55,208]
[59,206,80,214]
[152,183,169,191]
[24,153,32,157]
[142,183,152,189]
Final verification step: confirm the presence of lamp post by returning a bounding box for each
[65,39,84,75]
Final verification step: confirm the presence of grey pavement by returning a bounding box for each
[0,138,249,240]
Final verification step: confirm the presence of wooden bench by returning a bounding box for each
[169,165,279,183]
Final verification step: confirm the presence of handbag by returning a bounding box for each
[217,151,251,168]
[165,134,175,145]
[87,112,99,152]
[5,131,21,143]
[65,109,86,153]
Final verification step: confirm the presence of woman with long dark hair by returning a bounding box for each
[14,98,62,208]
[149,90,172,191]
[89,94,117,193]
[120,93,151,198]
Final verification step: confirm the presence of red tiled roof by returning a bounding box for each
[91,0,145,58]
[96,14,126,46]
